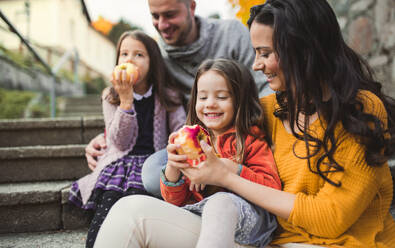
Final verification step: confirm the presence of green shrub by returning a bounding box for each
[0,88,53,119]
[84,76,107,94]
[0,88,35,119]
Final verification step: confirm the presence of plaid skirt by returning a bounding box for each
[69,154,150,210]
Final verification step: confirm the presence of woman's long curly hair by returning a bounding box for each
[248,0,395,186]
[106,30,183,111]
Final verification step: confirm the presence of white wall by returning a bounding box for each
[0,0,115,79]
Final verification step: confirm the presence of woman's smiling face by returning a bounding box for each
[250,21,286,92]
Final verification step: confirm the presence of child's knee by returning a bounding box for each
[204,193,238,215]
[142,149,167,197]
[111,195,152,215]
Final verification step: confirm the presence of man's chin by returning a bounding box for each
[162,37,178,46]
[159,33,179,45]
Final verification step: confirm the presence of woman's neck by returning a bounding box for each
[283,112,319,134]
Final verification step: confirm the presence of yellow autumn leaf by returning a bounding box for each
[92,16,114,35]
[228,0,266,25]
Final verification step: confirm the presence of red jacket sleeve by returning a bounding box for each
[159,171,191,206]
[240,134,282,190]
[217,127,282,190]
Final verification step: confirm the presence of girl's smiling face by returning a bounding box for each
[118,36,150,94]
[250,21,286,92]
[195,70,235,137]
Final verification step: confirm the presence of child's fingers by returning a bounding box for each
[167,144,188,160]
[114,70,121,82]
[168,132,179,144]
[189,183,195,192]
[121,70,128,85]
[200,184,206,191]
[130,71,138,85]
[167,160,189,170]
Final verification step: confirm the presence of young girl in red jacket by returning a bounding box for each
[160,58,282,247]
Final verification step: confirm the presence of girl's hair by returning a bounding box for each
[248,0,395,186]
[186,58,263,163]
[106,30,183,110]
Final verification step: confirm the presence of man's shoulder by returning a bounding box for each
[202,16,245,30]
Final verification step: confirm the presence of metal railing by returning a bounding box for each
[0,10,80,117]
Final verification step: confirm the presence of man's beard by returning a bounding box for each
[162,12,194,46]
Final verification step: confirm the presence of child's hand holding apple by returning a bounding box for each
[111,62,139,110]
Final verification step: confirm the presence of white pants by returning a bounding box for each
[94,195,323,248]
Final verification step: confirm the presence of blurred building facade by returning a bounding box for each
[0,0,115,80]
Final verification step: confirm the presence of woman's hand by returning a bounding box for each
[188,182,206,192]
[164,132,190,183]
[181,140,233,187]
[111,69,138,110]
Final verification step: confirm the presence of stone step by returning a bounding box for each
[62,105,102,111]
[58,95,102,117]
[0,116,104,147]
[58,112,103,118]
[0,145,90,183]
[61,95,101,105]
[0,228,87,248]
[0,181,90,234]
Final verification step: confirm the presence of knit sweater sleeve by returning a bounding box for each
[102,92,138,151]
[168,105,186,133]
[239,132,282,190]
[288,91,389,238]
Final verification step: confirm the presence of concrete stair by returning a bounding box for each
[0,116,104,246]
[57,95,103,117]
[0,229,87,248]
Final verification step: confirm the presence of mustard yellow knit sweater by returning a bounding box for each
[260,91,395,247]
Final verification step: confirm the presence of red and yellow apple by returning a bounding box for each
[113,63,139,83]
[174,125,211,164]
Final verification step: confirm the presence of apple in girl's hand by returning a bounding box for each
[113,63,139,83]
[174,125,211,164]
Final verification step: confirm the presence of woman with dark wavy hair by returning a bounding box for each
[94,0,395,247]
[238,0,395,246]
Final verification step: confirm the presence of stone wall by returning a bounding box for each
[328,0,395,98]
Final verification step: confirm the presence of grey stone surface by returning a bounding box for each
[0,181,92,233]
[0,145,85,159]
[0,117,104,147]
[350,0,374,13]
[62,203,91,230]
[0,203,62,234]
[348,17,373,55]
[58,95,103,118]
[0,229,87,248]
[330,0,395,98]
[369,55,389,68]
[0,118,82,129]
[61,187,91,230]
[0,126,82,147]
[82,116,104,144]
[374,0,391,35]
[0,145,88,183]
[0,181,71,206]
